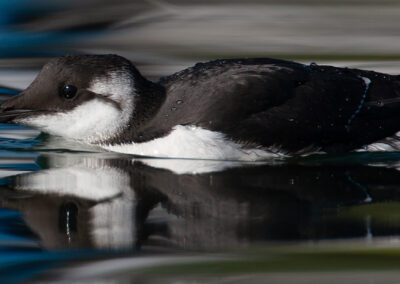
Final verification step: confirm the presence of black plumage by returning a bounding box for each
[2,55,400,155]
[127,57,400,153]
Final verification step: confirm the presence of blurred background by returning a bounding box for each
[1,0,400,89]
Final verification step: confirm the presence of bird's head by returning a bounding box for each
[0,54,142,143]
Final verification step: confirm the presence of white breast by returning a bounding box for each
[101,125,284,161]
[16,99,131,143]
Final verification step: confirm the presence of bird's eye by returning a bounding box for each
[62,85,78,99]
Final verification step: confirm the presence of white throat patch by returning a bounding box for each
[17,71,135,143]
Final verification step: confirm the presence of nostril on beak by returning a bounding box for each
[1,107,14,112]
[0,106,15,113]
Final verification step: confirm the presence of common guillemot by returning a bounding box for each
[1,54,400,160]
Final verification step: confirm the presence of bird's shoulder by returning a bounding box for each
[158,57,306,87]
[156,58,309,122]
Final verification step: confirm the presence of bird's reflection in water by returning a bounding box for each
[1,153,400,251]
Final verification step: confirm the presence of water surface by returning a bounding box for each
[1,110,400,283]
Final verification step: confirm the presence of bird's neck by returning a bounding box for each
[105,79,166,145]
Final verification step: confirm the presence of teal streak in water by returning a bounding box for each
[0,249,113,284]
[0,209,37,244]
[0,88,19,95]
[0,138,41,150]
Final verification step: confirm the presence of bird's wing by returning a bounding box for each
[227,69,400,153]
[154,60,400,153]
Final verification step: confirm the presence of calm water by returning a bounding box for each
[2,1,400,283]
[2,88,400,283]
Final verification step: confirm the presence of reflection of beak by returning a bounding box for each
[0,92,51,123]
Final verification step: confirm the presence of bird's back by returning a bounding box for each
[137,58,400,154]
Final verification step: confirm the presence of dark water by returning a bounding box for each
[1,116,400,283]
[2,1,400,283]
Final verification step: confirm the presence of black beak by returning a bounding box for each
[0,92,43,123]
[0,109,41,122]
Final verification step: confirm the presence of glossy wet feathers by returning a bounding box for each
[136,58,400,153]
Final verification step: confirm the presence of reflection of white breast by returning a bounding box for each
[15,165,130,201]
[103,125,284,161]
[90,193,136,250]
[14,156,136,249]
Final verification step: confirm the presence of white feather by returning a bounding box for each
[88,70,135,108]
[103,125,283,161]
[358,135,400,152]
